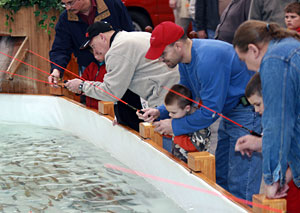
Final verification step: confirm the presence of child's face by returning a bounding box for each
[285,12,300,30]
[166,102,190,119]
[248,93,264,115]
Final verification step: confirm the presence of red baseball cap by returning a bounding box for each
[145,21,184,60]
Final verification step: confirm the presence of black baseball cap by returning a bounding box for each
[80,21,113,49]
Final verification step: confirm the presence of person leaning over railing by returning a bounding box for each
[233,20,300,208]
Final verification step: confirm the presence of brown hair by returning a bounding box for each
[165,84,192,109]
[285,2,300,15]
[245,72,262,98]
[233,20,300,52]
[169,34,188,47]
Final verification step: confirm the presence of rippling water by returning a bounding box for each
[0,122,184,213]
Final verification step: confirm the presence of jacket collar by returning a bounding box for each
[67,0,110,22]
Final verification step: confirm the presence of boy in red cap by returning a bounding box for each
[138,21,262,202]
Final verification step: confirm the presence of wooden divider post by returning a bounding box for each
[149,124,163,147]
[139,122,163,147]
[187,152,216,182]
[98,101,115,118]
[139,122,152,139]
[49,82,64,96]
[252,194,286,213]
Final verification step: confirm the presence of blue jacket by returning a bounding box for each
[260,38,300,187]
[158,39,254,135]
[49,0,133,76]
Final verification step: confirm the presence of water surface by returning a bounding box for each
[0,122,184,213]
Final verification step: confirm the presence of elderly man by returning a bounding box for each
[49,0,133,81]
[65,21,179,109]
[138,21,262,202]
[49,0,143,131]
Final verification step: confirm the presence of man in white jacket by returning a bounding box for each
[65,21,180,108]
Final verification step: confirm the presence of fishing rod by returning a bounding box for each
[162,86,262,137]
[27,50,143,113]
[27,49,261,136]
[0,50,143,114]
[0,70,54,85]
[0,68,142,116]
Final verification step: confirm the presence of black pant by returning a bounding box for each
[114,89,143,132]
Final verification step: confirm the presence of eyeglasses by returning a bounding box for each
[62,0,78,8]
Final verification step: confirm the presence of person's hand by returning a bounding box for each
[197,30,207,39]
[48,69,60,87]
[153,119,173,135]
[169,0,177,9]
[285,167,293,184]
[136,108,160,123]
[265,182,289,199]
[65,78,83,94]
[112,118,119,126]
[235,135,262,157]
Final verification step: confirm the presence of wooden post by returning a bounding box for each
[149,125,163,147]
[6,36,28,80]
[139,122,152,139]
[98,101,115,118]
[49,82,64,96]
[252,194,286,213]
[187,152,216,182]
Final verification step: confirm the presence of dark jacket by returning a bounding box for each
[194,0,220,32]
[49,0,133,76]
[215,0,251,44]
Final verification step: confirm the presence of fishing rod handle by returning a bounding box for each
[250,131,262,137]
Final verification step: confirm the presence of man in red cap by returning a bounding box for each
[138,21,262,202]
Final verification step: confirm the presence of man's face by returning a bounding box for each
[285,12,300,30]
[89,34,109,62]
[248,93,264,115]
[62,0,84,14]
[159,45,182,68]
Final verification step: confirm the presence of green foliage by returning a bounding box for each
[0,0,64,34]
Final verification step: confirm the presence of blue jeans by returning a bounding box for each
[206,29,215,39]
[79,65,86,77]
[216,103,262,201]
[163,136,173,154]
[192,20,215,39]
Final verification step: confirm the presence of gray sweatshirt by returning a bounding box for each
[82,31,180,107]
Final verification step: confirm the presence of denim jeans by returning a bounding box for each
[216,103,262,201]
[192,20,215,39]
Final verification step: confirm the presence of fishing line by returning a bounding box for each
[162,86,262,137]
[105,163,281,213]
[27,49,260,136]
[0,50,50,77]
[0,70,53,85]
[0,50,141,113]
[27,50,142,112]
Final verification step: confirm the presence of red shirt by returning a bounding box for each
[173,135,197,152]
[79,0,97,25]
[286,179,300,213]
[82,62,106,109]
